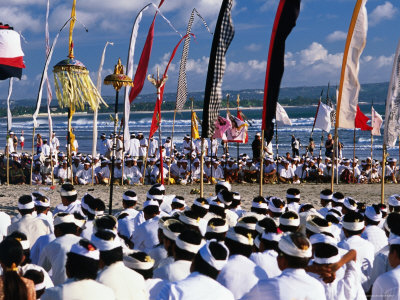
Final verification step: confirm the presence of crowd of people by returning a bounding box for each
[1,131,396,186]
[0,181,400,299]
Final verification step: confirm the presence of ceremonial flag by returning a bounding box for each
[202,0,235,138]
[237,109,249,143]
[0,25,25,80]
[123,3,181,149]
[148,33,194,139]
[212,116,232,139]
[336,0,368,129]
[315,102,333,132]
[224,113,248,143]
[275,103,292,126]
[191,111,200,139]
[384,40,400,147]
[355,105,373,131]
[262,0,300,142]
[175,9,211,111]
[371,106,382,136]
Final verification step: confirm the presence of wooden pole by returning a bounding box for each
[109,90,119,215]
[30,127,35,186]
[167,110,177,185]
[331,126,338,192]
[50,149,54,186]
[67,107,73,184]
[259,130,265,196]
[200,138,204,197]
[190,97,194,184]
[381,144,387,204]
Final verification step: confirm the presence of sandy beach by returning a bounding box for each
[0,182,397,216]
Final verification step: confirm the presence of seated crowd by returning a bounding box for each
[0,182,400,299]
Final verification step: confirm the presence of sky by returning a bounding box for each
[0,0,399,101]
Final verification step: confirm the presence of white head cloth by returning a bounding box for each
[206,220,229,233]
[70,241,99,260]
[91,234,121,251]
[342,220,365,231]
[179,214,200,227]
[226,229,254,246]
[261,231,282,242]
[123,193,137,202]
[280,215,300,227]
[365,206,382,222]
[176,236,204,253]
[278,233,312,258]
[60,187,77,197]
[123,254,155,270]
[199,240,229,271]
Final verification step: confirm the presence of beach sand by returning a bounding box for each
[0,183,398,216]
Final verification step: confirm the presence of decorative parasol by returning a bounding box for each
[104,58,133,214]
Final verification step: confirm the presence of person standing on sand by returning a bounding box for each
[36,133,43,154]
[325,133,333,158]
[252,133,262,160]
[20,130,25,151]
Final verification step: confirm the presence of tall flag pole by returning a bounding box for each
[383,40,400,204]
[331,0,368,192]
[261,0,301,195]
[123,3,181,151]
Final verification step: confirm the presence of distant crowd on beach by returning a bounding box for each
[2,130,397,185]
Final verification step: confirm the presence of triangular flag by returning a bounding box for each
[276,103,292,126]
[355,105,373,131]
[315,102,333,132]
[371,106,382,136]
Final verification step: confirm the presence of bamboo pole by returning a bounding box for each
[259,130,265,196]
[168,110,177,185]
[381,144,387,204]
[30,127,35,186]
[331,127,338,192]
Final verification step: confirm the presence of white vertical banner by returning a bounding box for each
[371,106,382,136]
[315,102,333,132]
[276,103,292,126]
[6,78,13,131]
[384,40,400,147]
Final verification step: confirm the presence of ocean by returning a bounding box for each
[1,103,397,161]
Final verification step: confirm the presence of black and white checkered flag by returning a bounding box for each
[176,9,212,111]
[202,0,234,138]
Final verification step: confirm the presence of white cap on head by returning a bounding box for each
[91,233,121,252]
[123,253,155,270]
[278,233,312,258]
[365,206,382,222]
[226,228,254,245]
[389,194,400,207]
[70,240,99,260]
[143,199,159,209]
[199,241,229,271]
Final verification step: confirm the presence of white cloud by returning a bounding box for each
[245,43,262,52]
[326,30,347,43]
[0,7,42,33]
[260,0,277,12]
[369,2,398,26]
[285,52,296,67]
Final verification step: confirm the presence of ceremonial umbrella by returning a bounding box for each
[104,59,133,214]
[53,0,106,183]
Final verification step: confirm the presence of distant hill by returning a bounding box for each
[0,81,389,111]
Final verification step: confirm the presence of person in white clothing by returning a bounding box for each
[158,240,234,300]
[53,184,82,215]
[279,160,295,183]
[362,205,388,254]
[39,213,82,286]
[138,133,148,159]
[75,162,93,185]
[42,139,51,157]
[338,211,375,292]
[123,158,142,184]
[318,189,333,217]
[154,230,203,282]
[93,230,148,300]
[41,239,115,300]
[7,195,51,246]
[371,234,400,300]
[242,232,326,300]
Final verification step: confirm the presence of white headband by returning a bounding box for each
[326,211,341,221]
[262,232,282,242]
[143,199,159,208]
[306,222,331,234]
[86,206,104,217]
[18,202,35,210]
[60,189,77,197]
[34,199,50,208]
[193,199,210,209]
[123,255,154,270]
[269,202,285,213]
[343,199,357,211]
[210,200,225,209]
[389,234,400,245]
[342,221,365,231]
[233,193,240,201]
[70,242,99,260]
[34,282,46,291]
[314,253,341,265]
[286,194,300,199]
[206,222,229,233]
[280,217,300,227]
[54,214,76,226]
[199,241,229,271]
[309,233,337,245]
[146,192,163,201]
[123,194,137,202]
[255,223,265,234]
[332,196,344,203]
[163,227,180,241]
[252,202,268,209]
[320,194,333,200]
[389,195,400,207]
[236,222,257,231]
[226,229,253,245]
[278,234,312,258]
[176,237,204,253]
[91,235,121,251]
[179,214,200,227]
[172,197,186,206]
[365,206,382,222]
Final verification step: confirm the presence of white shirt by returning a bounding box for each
[370,245,392,285]
[153,260,192,282]
[97,261,148,300]
[39,234,82,285]
[139,139,148,157]
[0,211,11,241]
[208,139,218,156]
[158,272,234,300]
[250,250,281,279]
[361,225,388,254]
[338,235,375,292]
[217,254,268,299]
[42,144,51,157]
[371,265,400,300]
[148,139,159,157]
[30,233,56,265]
[42,278,115,300]
[124,166,142,182]
[7,214,51,246]
[131,217,160,252]
[53,200,82,215]
[279,167,295,179]
[242,268,326,300]
[128,138,141,157]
